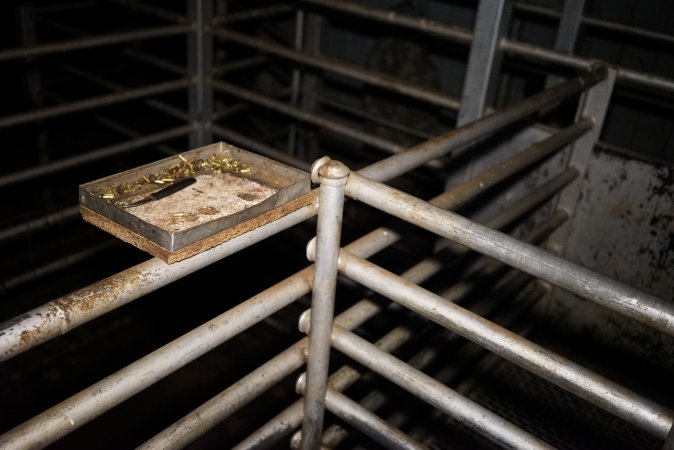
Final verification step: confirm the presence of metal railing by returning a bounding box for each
[2,65,671,449]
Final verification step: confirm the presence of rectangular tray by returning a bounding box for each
[79,142,311,263]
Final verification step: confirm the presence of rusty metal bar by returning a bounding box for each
[211,125,311,171]
[215,5,294,25]
[0,205,80,244]
[210,79,405,154]
[0,199,318,363]
[0,25,192,62]
[299,0,472,45]
[337,238,674,439]
[514,2,674,47]
[213,28,461,110]
[0,124,193,188]
[300,0,674,93]
[0,78,192,130]
[106,0,187,23]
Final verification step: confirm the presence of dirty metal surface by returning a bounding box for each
[79,142,310,263]
[545,148,674,371]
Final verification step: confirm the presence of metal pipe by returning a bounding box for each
[1,192,410,449]
[0,196,318,363]
[0,262,312,450]
[0,205,80,245]
[300,0,674,94]
[322,387,426,450]
[319,95,435,140]
[2,240,117,292]
[106,0,187,23]
[330,325,553,449]
[501,39,674,93]
[432,118,591,210]
[213,55,268,76]
[358,66,607,182]
[213,29,461,110]
[210,80,405,154]
[0,78,192,129]
[0,25,192,62]
[182,180,573,450]
[336,250,674,438]
[513,2,674,47]
[138,230,400,450]
[0,124,193,188]
[299,0,472,45]
[211,125,311,171]
[345,171,674,337]
[215,5,295,25]
[320,213,567,448]
[300,161,349,450]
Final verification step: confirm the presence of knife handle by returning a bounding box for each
[149,177,197,201]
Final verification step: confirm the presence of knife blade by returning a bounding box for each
[122,177,197,209]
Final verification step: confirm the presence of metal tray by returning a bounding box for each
[79,142,311,263]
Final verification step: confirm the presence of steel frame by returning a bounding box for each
[1,1,673,448]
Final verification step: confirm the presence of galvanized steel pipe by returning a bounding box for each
[359,66,607,182]
[330,325,555,449]
[337,250,674,438]
[300,160,349,449]
[345,171,674,338]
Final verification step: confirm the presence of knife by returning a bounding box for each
[122,177,197,209]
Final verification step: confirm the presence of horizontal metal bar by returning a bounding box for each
[167,171,573,450]
[212,55,269,76]
[299,0,472,45]
[0,78,192,129]
[2,201,403,450]
[213,28,461,110]
[2,240,117,292]
[0,205,80,244]
[0,197,317,364]
[330,325,553,449]
[211,125,311,171]
[432,118,591,210]
[501,39,674,93]
[106,0,187,23]
[0,124,192,188]
[345,171,674,338]
[513,2,674,47]
[301,0,674,94]
[210,79,405,154]
[359,66,606,182]
[322,388,425,450]
[337,249,674,438]
[318,95,435,140]
[0,263,312,449]
[0,25,192,62]
[215,5,295,25]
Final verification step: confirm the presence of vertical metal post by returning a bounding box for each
[546,0,586,87]
[547,66,615,255]
[17,0,49,164]
[299,159,349,449]
[188,0,213,147]
[297,13,323,160]
[458,0,512,126]
[288,8,305,155]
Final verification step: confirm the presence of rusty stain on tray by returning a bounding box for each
[126,174,277,232]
